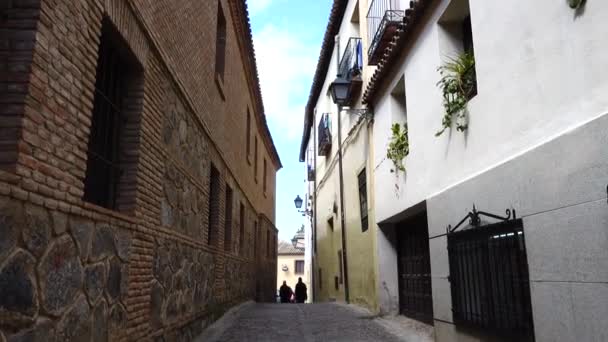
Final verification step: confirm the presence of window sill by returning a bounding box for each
[215,73,226,101]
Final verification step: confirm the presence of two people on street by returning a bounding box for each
[279,278,307,303]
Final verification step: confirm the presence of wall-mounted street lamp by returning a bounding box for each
[294,195,312,217]
[329,76,351,106]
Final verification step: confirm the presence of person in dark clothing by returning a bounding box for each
[294,277,307,303]
[279,281,293,303]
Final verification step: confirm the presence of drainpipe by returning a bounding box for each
[312,108,318,302]
[335,34,350,304]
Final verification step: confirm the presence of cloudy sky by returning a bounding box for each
[248,0,333,242]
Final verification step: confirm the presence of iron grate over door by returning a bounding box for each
[448,219,534,339]
[397,215,434,324]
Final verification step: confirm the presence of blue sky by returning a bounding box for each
[248,0,333,242]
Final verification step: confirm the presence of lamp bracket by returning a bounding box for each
[343,108,372,119]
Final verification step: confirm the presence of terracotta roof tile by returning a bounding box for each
[363,0,430,105]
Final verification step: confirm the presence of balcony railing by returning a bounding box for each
[318,113,332,157]
[338,37,363,80]
[367,0,405,65]
[338,37,364,105]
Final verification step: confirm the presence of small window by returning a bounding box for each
[337,250,343,285]
[83,18,143,210]
[358,168,368,232]
[266,230,271,258]
[254,136,258,182]
[438,0,477,100]
[327,217,334,231]
[295,260,305,274]
[246,109,251,162]
[253,220,258,258]
[239,203,245,255]
[263,158,267,194]
[319,268,323,290]
[448,219,533,337]
[223,185,233,252]
[208,165,221,245]
[215,2,226,80]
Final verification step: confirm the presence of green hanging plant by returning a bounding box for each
[386,123,409,172]
[435,52,476,137]
[568,0,585,9]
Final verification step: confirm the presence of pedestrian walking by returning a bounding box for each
[279,281,293,303]
[294,277,307,303]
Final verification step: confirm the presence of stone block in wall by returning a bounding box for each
[150,237,217,331]
[4,318,55,342]
[37,235,83,317]
[54,295,91,342]
[0,197,23,263]
[0,249,38,328]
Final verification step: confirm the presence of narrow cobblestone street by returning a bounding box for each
[197,302,405,342]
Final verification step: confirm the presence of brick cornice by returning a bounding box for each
[228,0,282,170]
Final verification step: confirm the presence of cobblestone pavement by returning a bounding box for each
[198,302,405,342]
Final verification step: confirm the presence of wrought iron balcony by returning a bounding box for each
[367,0,405,65]
[338,37,364,105]
[318,113,332,157]
[307,165,315,181]
[338,38,363,80]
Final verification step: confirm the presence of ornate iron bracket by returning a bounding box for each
[343,108,373,120]
[446,205,517,234]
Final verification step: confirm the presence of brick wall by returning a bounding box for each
[0,0,279,341]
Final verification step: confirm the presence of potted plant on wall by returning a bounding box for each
[435,52,476,137]
[387,123,409,173]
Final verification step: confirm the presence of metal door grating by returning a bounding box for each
[397,215,434,324]
[448,219,534,337]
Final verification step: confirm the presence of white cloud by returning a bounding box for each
[253,24,318,141]
[247,0,273,16]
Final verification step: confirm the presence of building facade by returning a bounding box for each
[300,0,380,311]
[0,0,279,341]
[302,0,607,341]
[363,0,608,341]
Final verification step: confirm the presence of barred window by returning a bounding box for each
[215,1,226,80]
[83,18,142,210]
[208,165,221,245]
[239,203,245,255]
[358,168,368,232]
[246,109,251,161]
[448,219,533,337]
[295,260,304,274]
[223,185,233,252]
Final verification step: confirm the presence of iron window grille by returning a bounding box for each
[215,1,226,80]
[295,260,305,274]
[83,19,141,210]
[208,165,221,245]
[366,0,405,65]
[224,185,233,252]
[447,210,534,338]
[318,113,332,157]
[358,168,368,232]
[338,37,363,80]
[239,203,245,255]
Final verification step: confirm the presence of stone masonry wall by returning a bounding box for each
[0,0,279,341]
